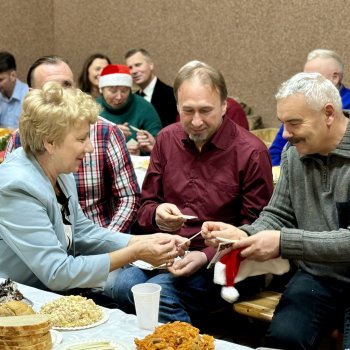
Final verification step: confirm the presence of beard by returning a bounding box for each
[189,133,208,143]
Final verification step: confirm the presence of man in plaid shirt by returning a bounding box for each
[4,55,140,232]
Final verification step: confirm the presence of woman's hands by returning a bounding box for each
[128,233,188,267]
[137,130,155,154]
[117,123,131,138]
[117,125,155,155]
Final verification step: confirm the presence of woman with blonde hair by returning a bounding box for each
[0,81,186,293]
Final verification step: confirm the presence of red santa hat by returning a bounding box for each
[99,64,133,89]
[214,250,290,303]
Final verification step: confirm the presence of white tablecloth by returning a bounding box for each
[1,279,253,350]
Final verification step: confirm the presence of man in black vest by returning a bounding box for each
[125,48,178,127]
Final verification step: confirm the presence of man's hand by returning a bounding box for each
[201,221,248,247]
[167,251,207,277]
[233,230,281,261]
[137,130,155,154]
[155,203,185,232]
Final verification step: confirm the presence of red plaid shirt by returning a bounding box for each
[5,117,140,232]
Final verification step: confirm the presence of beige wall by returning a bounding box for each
[2,0,350,127]
[0,0,54,82]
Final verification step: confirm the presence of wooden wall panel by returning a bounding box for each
[2,0,350,126]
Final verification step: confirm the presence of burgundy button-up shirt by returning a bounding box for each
[137,116,273,259]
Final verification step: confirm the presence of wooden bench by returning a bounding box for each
[233,290,281,322]
[233,291,342,349]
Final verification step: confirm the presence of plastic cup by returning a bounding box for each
[131,283,161,330]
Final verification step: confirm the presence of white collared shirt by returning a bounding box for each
[141,77,157,102]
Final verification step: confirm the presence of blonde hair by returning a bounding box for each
[19,81,101,155]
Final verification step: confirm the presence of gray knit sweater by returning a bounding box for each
[241,121,350,283]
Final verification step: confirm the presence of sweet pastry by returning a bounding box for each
[0,300,35,316]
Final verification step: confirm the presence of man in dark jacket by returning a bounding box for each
[125,48,178,127]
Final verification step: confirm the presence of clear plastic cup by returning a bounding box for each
[131,283,162,330]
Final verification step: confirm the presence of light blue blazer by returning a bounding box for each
[0,148,131,291]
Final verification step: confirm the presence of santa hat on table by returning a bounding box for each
[214,250,290,303]
[99,64,133,89]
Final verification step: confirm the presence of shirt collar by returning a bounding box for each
[142,77,157,102]
[181,115,235,151]
[3,79,22,102]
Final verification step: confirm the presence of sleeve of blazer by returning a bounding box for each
[0,161,131,291]
[152,79,178,127]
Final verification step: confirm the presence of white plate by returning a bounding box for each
[51,329,63,345]
[58,339,130,350]
[52,308,109,330]
[131,254,188,271]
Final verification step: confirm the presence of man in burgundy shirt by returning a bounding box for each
[113,60,273,324]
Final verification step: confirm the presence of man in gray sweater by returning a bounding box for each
[202,72,350,350]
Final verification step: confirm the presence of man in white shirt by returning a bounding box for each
[125,48,178,128]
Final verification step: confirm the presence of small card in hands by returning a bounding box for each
[129,125,141,132]
[178,215,198,220]
[126,138,138,148]
[207,238,238,269]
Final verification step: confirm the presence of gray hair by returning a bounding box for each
[275,72,342,114]
[306,49,344,81]
[173,60,228,103]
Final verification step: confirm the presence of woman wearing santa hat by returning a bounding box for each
[97,64,162,155]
